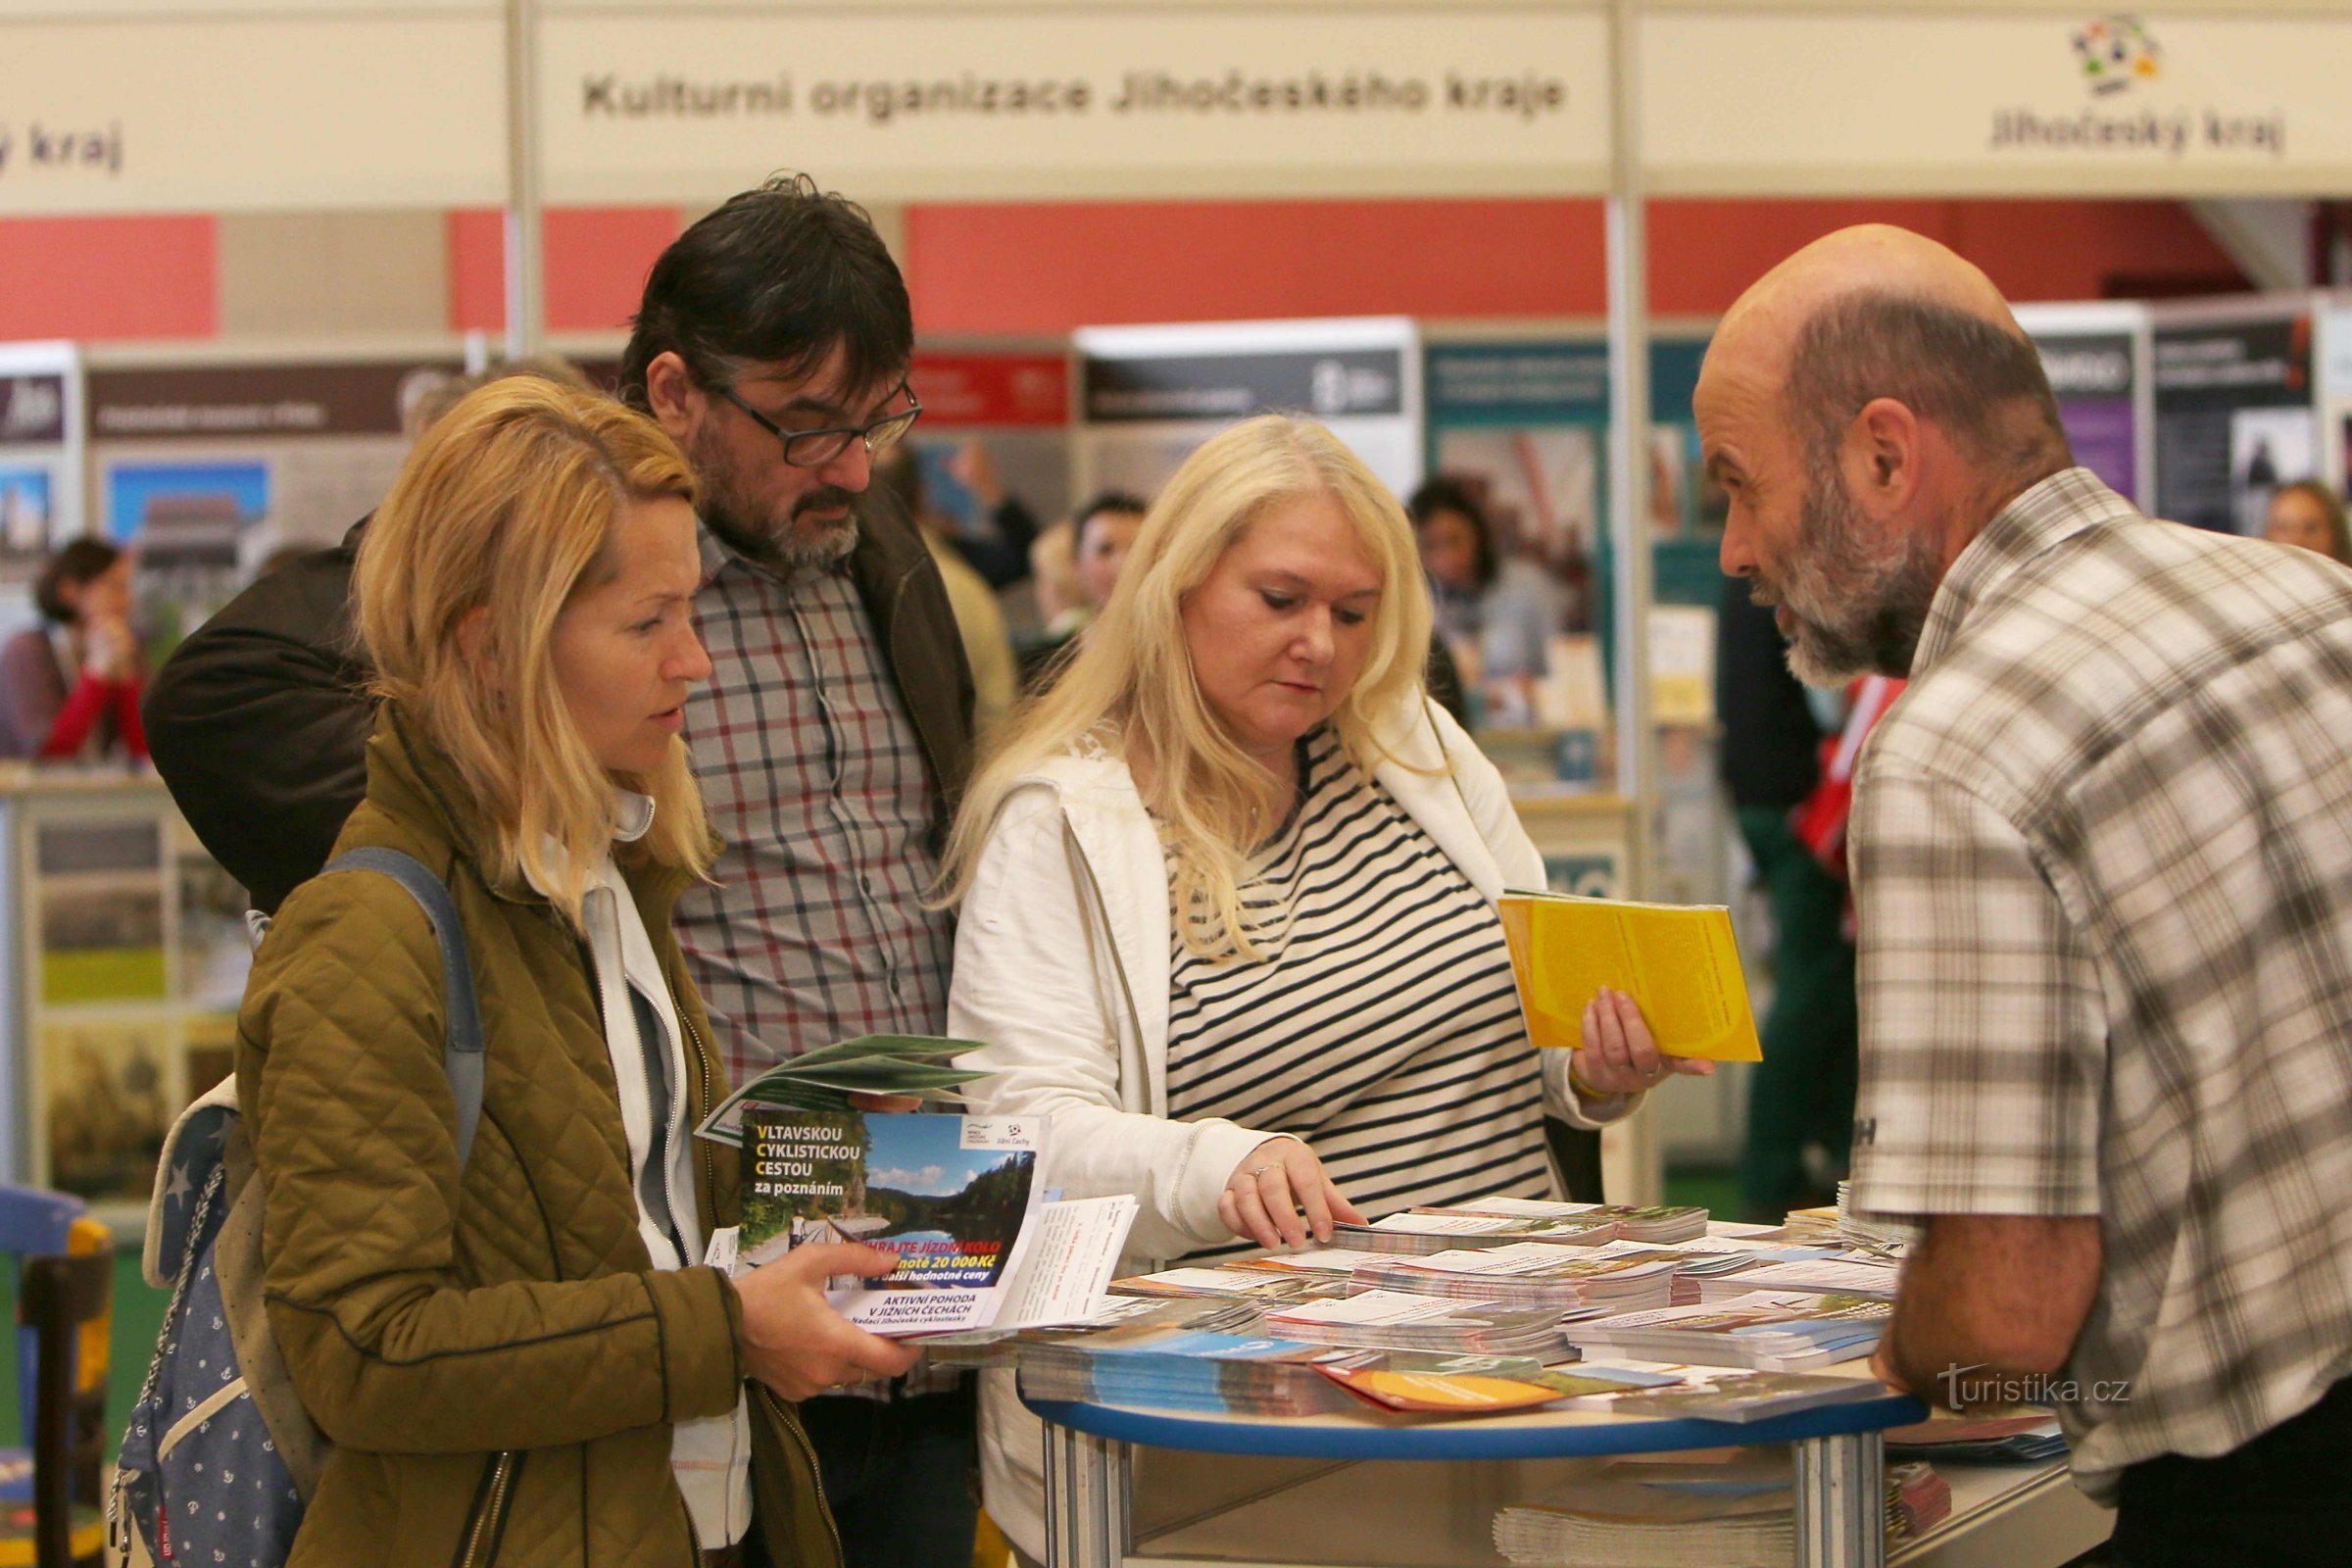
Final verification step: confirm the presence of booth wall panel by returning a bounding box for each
[219,213,449,337]
[447,206,684,334]
[0,216,218,341]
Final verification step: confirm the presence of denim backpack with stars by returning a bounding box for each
[110,849,483,1568]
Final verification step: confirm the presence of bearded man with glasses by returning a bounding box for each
[143,173,982,1568]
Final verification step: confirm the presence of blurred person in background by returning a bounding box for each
[1409,476,1564,723]
[1715,576,1859,1221]
[0,537,147,761]
[939,415,1699,1564]
[1017,490,1148,688]
[877,444,1018,729]
[2264,479,2351,565]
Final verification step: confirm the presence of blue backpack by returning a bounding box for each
[110,849,484,1567]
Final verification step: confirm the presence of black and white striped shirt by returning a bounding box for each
[1165,728,1552,1239]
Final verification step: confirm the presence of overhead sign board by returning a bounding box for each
[535,5,1612,203]
[0,5,507,215]
[1642,9,2352,197]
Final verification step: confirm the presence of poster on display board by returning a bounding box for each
[1073,317,1421,504]
[2321,304,2352,497]
[1419,336,1718,735]
[83,353,466,653]
[0,343,84,650]
[2151,304,2320,536]
[2016,302,2152,507]
[1421,338,1721,625]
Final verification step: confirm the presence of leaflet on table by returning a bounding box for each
[1692,1259,1900,1301]
[732,1105,1079,1335]
[1316,1352,1683,1415]
[1592,1370,1889,1423]
[692,1034,993,1144]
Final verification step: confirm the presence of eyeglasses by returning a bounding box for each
[715,381,922,468]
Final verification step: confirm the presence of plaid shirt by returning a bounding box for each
[1848,468,2352,1496]
[678,526,960,1400]
[676,525,955,1083]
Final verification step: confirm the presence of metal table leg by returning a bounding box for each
[1793,1429,1885,1568]
[1042,1417,1133,1568]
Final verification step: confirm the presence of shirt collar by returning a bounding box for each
[696,516,850,593]
[519,789,656,899]
[1909,466,2140,678]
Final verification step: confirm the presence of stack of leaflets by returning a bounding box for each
[719,1103,1136,1338]
[1885,1414,2068,1464]
[1559,1291,1891,1371]
[1691,1257,1900,1304]
[694,1035,991,1135]
[1493,1455,1948,1567]
[1226,1248,1386,1285]
[918,1296,1256,1369]
[1592,1370,1889,1424]
[1337,1212,1619,1254]
[1258,1291,1573,1355]
[1837,1181,1922,1255]
[1017,1325,1357,1417]
[1107,1265,1342,1303]
[1318,1353,1683,1415]
[1409,1200,1711,1246]
[1350,1243,1680,1313]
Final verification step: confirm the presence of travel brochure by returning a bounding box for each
[722,1102,1134,1336]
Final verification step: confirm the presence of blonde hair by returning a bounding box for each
[940,415,1435,960]
[356,377,712,926]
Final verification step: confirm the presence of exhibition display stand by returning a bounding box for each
[1027,1371,2113,1568]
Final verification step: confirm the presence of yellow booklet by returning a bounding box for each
[1495,891,1763,1062]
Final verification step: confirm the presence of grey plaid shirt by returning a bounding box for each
[677,525,955,1084]
[678,525,960,1400]
[1848,467,2352,1497]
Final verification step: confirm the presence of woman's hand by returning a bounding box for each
[83,613,138,680]
[731,1242,921,1401]
[1573,987,1716,1099]
[1218,1136,1365,1250]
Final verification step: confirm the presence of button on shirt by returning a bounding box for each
[677,526,956,1087]
[1846,467,2352,1498]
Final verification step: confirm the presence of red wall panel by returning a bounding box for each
[904,197,2249,334]
[0,215,219,341]
[448,206,682,334]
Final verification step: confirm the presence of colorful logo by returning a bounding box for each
[2073,16,2162,95]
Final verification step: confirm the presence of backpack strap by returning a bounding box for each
[321,848,487,1166]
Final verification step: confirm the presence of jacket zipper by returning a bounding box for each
[682,1008,718,1231]
[760,1385,845,1567]
[1059,819,1150,1065]
[453,1448,521,1568]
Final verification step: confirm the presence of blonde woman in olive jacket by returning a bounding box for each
[237,380,915,1568]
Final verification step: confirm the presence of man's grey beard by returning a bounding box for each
[1757,457,1943,689]
[687,421,861,571]
[704,502,860,572]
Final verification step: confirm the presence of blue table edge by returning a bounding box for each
[1023,1390,1931,1460]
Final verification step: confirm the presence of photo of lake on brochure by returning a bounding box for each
[740,1107,1044,1295]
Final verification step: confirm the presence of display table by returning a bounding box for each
[1027,1371,2110,1568]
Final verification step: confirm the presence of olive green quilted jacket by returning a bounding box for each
[235,706,843,1568]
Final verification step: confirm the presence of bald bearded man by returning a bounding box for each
[1699,224,2352,1566]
